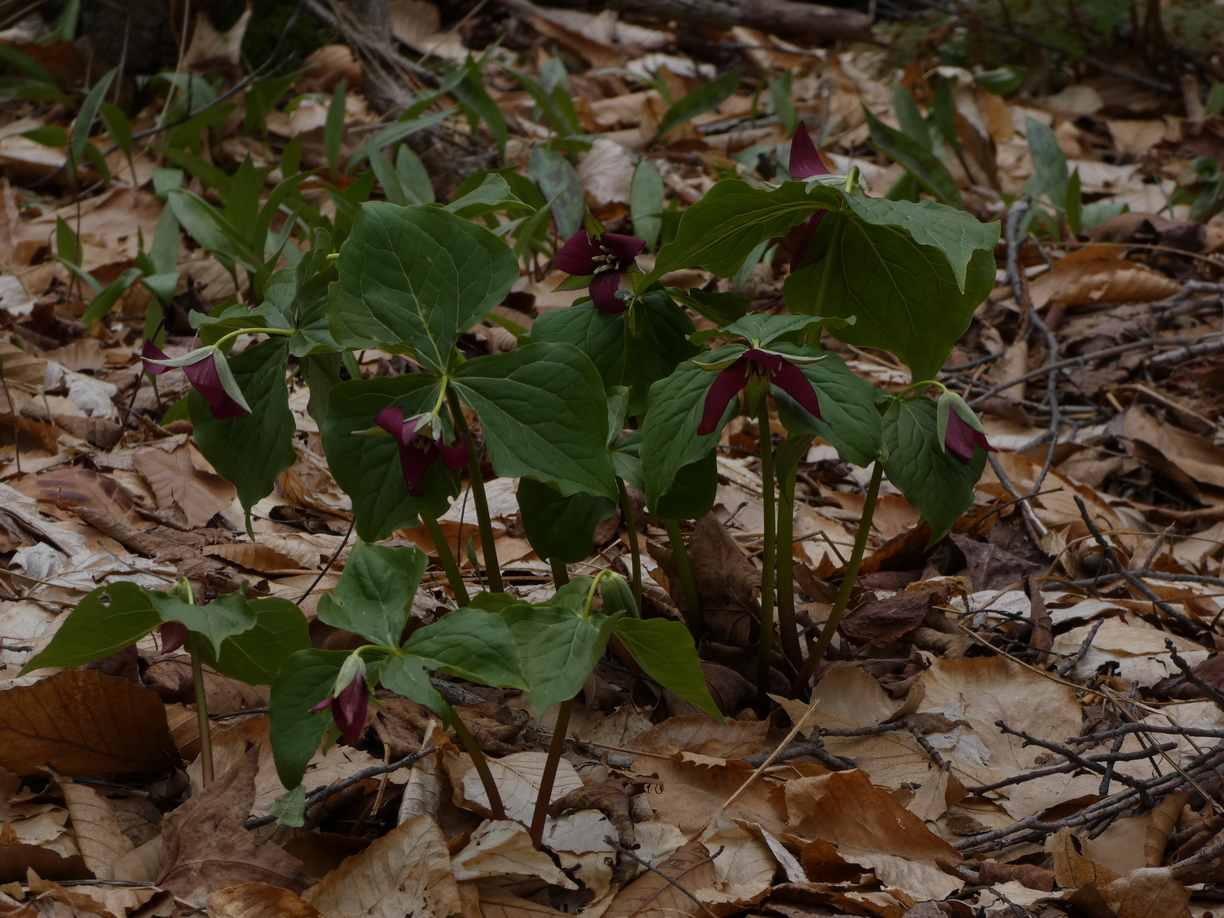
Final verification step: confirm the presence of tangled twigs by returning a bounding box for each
[1165,640,1224,711]
[996,721,1172,797]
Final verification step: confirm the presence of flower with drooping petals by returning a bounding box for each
[697,349,823,436]
[554,231,646,314]
[375,406,470,497]
[789,127,833,271]
[310,654,368,745]
[141,341,247,420]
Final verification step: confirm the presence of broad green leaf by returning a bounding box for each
[517,477,615,564]
[1024,116,1070,212]
[880,397,986,546]
[640,360,731,509]
[21,582,159,673]
[270,649,348,788]
[317,541,427,647]
[655,450,718,521]
[772,351,885,468]
[68,68,117,175]
[189,339,296,534]
[319,374,453,542]
[444,173,527,219]
[379,654,446,717]
[530,286,698,417]
[840,195,1000,292]
[396,145,435,205]
[631,160,665,249]
[501,603,617,716]
[403,607,528,689]
[767,71,797,134]
[975,66,1025,96]
[528,146,583,241]
[200,597,310,685]
[863,105,962,208]
[667,287,750,326]
[784,213,996,382]
[656,68,742,138]
[328,202,519,373]
[651,180,838,281]
[452,343,617,501]
[0,44,60,89]
[153,590,257,658]
[612,618,722,719]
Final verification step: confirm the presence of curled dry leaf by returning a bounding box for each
[452,819,577,889]
[605,840,717,918]
[208,882,324,918]
[57,777,135,882]
[1028,245,1181,310]
[0,670,177,776]
[303,814,460,918]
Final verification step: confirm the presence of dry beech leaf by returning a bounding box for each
[13,467,152,532]
[605,840,716,918]
[1100,867,1191,918]
[208,882,324,918]
[452,752,584,822]
[785,768,962,901]
[578,138,635,205]
[1029,246,1181,309]
[132,444,235,529]
[159,747,302,906]
[1046,827,1121,889]
[0,670,177,776]
[452,819,576,888]
[696,810,777,908]
[478,886,571,917]
[303,814,460,918]
[205,542,308,574]
[0,842,89,884]
[57,777,135,881]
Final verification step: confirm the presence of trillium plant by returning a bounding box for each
[27,127,1000,836]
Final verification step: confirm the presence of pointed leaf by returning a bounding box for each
[640,360,729,510]
[21,583,160,673]
[771,351,885,467]
[403,607,528,689]
[656,68,742,139]
[501,604,616,716]
[317,541,428,648]
[612,618,722,720]
[270,649,349,789]
[379,654,447,718]
[199,597,310,686]
[153,590,257,658]
[517,477,615,564]
[863,104,962,208]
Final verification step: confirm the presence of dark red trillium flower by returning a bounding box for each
[375,406,470,497]
[697,349,823,436]
[159,621,188,654]
[554,231,646,315]
[789,127,833,271]
[141,341,246,420]
[944,410,996,465]
[310,659,368,745]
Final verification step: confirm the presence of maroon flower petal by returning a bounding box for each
[743,349,786,374]
[554,231,604,275]
[159,621,187,654]
[334,672,368,745]
[309,695,333,714]
[599,232,646,263]
[375,406,425,446]
[438,436,471,471]
[141,340,170,376]
[791,211,826,272]
[589,270,628,314]
[771,360,823,421]
[974,429,997,456]
[184,354,246,419]
[398,437,440,496]
[790,126,831,179]
[697,359,751,436]
[944,411,979,464]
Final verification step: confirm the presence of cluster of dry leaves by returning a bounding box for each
[0,1,1223,916]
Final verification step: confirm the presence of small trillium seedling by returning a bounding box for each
[374,405,471,497]
[554,230,646,314]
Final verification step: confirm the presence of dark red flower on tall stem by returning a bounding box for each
[375,406,470,497]
[789,127,833,271]
[141,341,246,420]
[944,410,996,464]
[309,656,368,745]
[554,231,645,314]
[697,349,823,436]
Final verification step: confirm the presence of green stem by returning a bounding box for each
[446,703,505,820]
[776,456,801,673]
[755,400,777,707]
[794,461,883,693]
[529,698,572,849]
[616,477,642,615]
[664,518,702,635]
[186,632,214,787]
[550,557,569,588]
[211,325,293,352]
[421,511,470,606]
[447,391,503,594]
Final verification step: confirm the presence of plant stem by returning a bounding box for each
[186,632,214,787]
[447,391,503,593]
[616,477,642,615]
[793,461,883,693]
[421,511,470,606]
[446,703,506,820]
[776,453,802,673]
[550,557,569,588]
[755,401,777,707]
[664,518,702,634]
[529,698,572,849]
